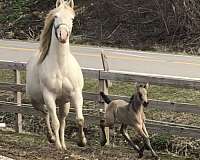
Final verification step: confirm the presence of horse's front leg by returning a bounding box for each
[71,91,87,147]
[43,89,62,150]
[59,102,70,150]
[31,100,55,143]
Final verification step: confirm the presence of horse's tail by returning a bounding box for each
[100,92,111,104]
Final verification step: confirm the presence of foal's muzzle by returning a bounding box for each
[143,101,149,107]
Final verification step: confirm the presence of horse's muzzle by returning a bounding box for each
[59,30,68,43]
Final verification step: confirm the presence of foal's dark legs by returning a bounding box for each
[120,124,142,158]
[100,120,107,146]
[136,124,160,160]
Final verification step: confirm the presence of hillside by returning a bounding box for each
[0,0,200,54]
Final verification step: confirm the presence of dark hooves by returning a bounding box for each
[100,141,106,146]
[138,151,143,159]
[47,135,56,144]
[77,142,86,147]
[100,138,107,146]
[138,146,144,158]
[154,155,160,160]
[77,138,87,147]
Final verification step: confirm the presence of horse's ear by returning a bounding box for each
[56,0,64,8]
[66,0,74,9]
[144,83,149,90]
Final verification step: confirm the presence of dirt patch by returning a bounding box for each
[0,130,190,160]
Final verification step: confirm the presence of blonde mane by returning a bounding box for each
[38,5,75,64]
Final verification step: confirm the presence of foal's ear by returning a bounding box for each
[135,82,140,90]
[56,0,64,8]
[144,83,149,90]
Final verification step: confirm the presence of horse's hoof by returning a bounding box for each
[56,143,62,150]
[77,137,87,147]
[47,135,56,144]
[62,144,67,150]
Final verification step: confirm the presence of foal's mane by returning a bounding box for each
[129,85,146,112]
[37,5,74,64]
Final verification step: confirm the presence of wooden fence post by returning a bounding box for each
[14,69,22,133]
[99,50,111,145]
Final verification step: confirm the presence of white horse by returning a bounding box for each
[26,0,87,150]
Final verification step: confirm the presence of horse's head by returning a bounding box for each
[54,0,75,43]
[135,83,149,107]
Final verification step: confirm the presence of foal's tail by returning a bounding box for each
[100,92,111,104]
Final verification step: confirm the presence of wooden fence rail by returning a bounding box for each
[0,60,200,138]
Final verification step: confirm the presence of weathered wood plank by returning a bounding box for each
[83,92,99,101]
[82,92,200,114]
[0,101,200,138]
[82,67,100,79]
[146,120,200,138]
[14,70,22,133]
[99,51,110,145]
[0,82,25,92]
[0,83,200,115]
[0,61,26,70]
[1,61,200,90]
[100,70,200,90]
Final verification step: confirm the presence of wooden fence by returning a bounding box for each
[1,60,200,138]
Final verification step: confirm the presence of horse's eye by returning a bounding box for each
[55,15,58,19]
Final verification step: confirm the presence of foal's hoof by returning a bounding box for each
[154,155,160,160]
[138,146,144,158]
[138,151,144,159]
[100,139,107,146]
[77,137,87,147]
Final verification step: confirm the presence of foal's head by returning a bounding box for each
[54,0,75,43]
[135,83,149,107]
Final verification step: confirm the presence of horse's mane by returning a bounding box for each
[37,5,75,64]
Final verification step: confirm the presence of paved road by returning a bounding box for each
[0,39,200,79]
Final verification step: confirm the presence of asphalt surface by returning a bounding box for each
[0,39,200,79]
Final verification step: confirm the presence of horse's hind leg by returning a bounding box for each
[120,124,141,156]
[59,102,70,150]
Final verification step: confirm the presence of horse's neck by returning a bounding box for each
[48,31,70,67]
